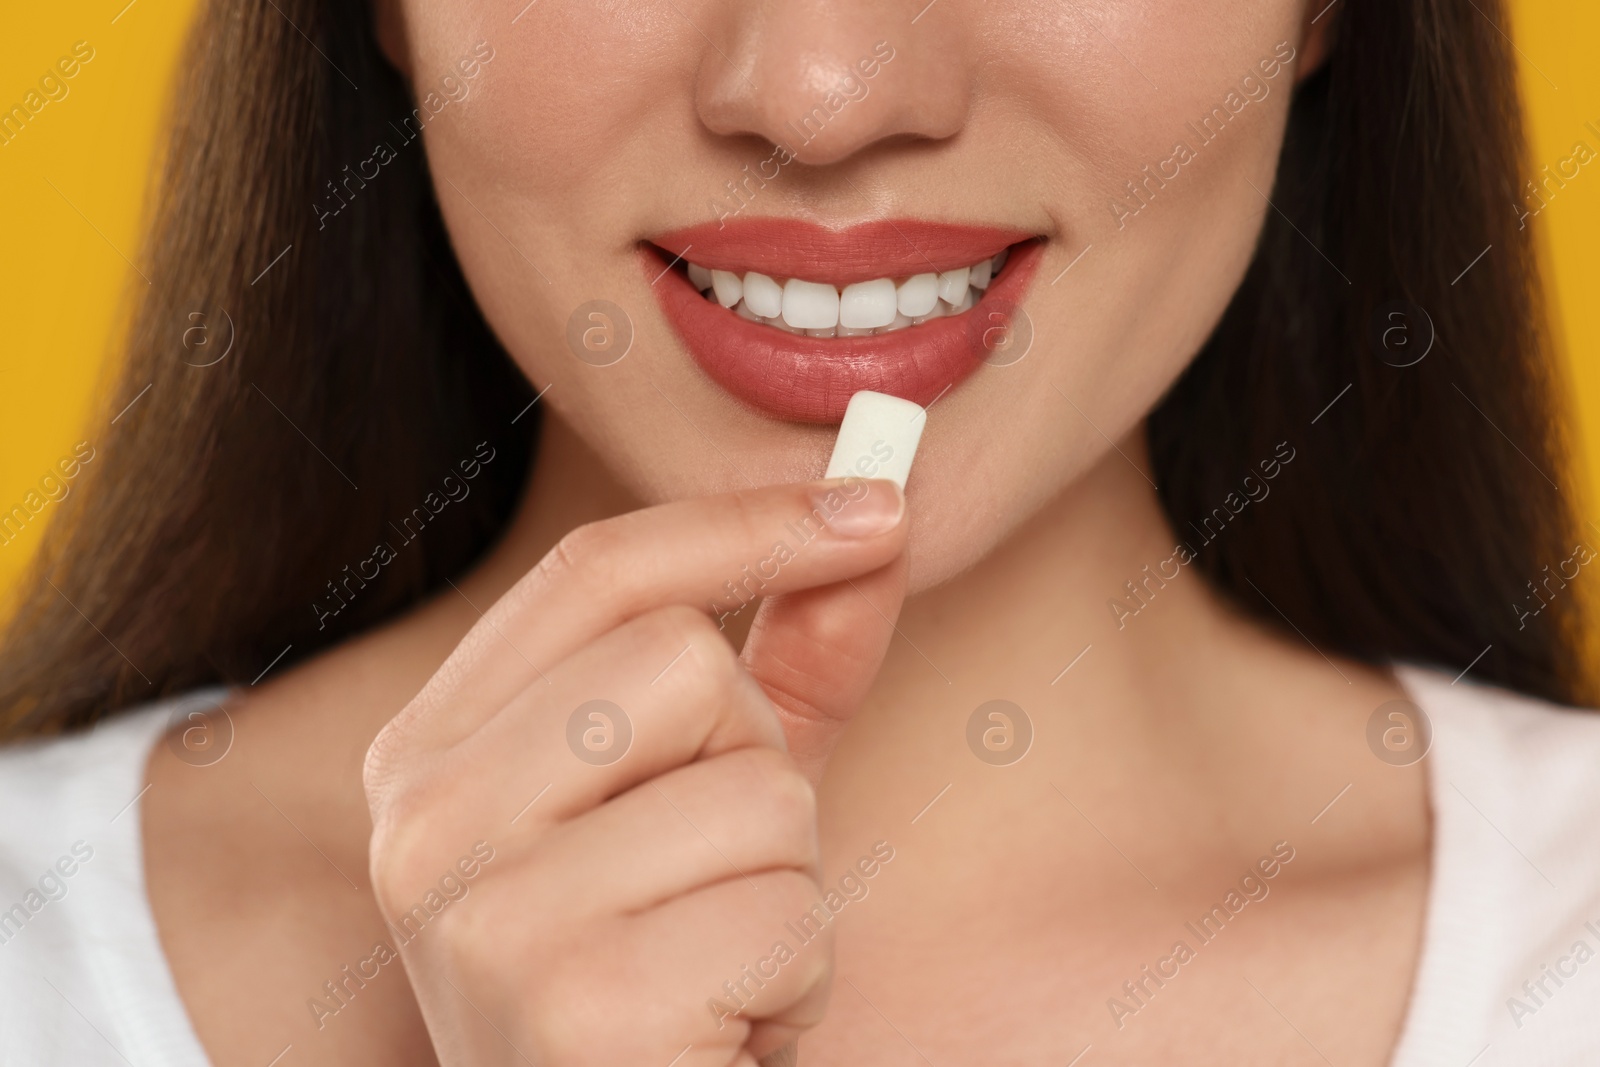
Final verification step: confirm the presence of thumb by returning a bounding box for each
[740,550,909,785]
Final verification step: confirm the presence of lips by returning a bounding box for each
[643,219,1044,423]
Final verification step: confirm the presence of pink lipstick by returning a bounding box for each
[643,219,1043,423]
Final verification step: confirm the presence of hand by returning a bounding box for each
[363,478,909,1066]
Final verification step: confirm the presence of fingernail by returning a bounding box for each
[813,479,905,538]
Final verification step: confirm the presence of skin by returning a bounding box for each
[143,2,1429,1065]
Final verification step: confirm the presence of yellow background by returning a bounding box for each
[1,1,1596,623]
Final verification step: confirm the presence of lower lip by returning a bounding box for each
[644,240,1044,423]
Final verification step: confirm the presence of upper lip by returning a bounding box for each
[647,218,1037,284]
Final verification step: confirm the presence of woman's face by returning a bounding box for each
[383,0,1318,590]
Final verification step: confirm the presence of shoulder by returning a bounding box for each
[1400,663,1600,859]
[1401,662,1600,820]
[1392,664,1600,1067]
[0,690,224,853]
[0,690,221,1067]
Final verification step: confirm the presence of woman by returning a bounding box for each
[1,0,1595,1063]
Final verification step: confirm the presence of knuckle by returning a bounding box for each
[745,750,817,836]
[722,489,767,549]
[765,869,830,932]
[538,519,625,590]
[645,604,738,687]
[366,773,446,915]
[649,600,719,644]
[361,717,411,805]
[763,871,838,985]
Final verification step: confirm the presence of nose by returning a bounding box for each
[694,2,973,166]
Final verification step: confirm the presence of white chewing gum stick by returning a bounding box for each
[823,390,925,490]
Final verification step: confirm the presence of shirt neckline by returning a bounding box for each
[91,689,230,1067]
[111,669,1491,1067]
[1386,662,1508,1066]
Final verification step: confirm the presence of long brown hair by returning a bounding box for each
[1148,0,1591,705]
[0,0,1589,737]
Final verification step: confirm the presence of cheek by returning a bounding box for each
[407,1,697,423]
[895,7,1305,587]
[1013,3,1299,335]
[413,1,685,202]
[1018,6,1301,405]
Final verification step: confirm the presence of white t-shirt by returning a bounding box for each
[1,668,1597,1064]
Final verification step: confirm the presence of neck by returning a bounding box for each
[855,427,1300,766]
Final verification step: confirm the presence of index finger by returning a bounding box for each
[389,476,905,754]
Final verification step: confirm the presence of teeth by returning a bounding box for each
[685,248,1012,338]
[710,269,743,308]
[782,278,839,330]
[897,273,939,318]
[937,266,970,307]
[839,278,898,329]
[743,272,783,318]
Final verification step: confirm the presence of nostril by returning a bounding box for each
[694,10,970,167]
[699,49,903,159]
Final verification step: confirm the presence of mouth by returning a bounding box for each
[642,220,1045,423]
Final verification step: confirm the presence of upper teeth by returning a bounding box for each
[683,249,1008,337]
